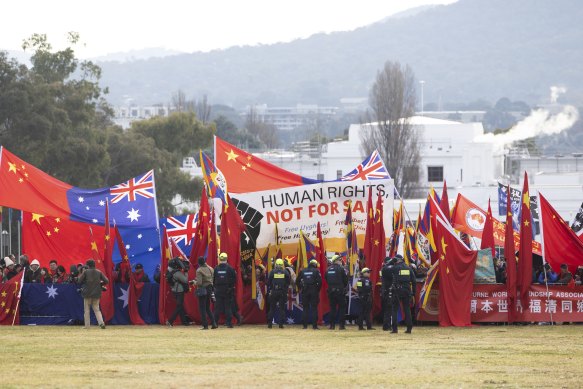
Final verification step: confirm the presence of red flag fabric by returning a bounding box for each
[158,227,174,324]
[0,148,72,218]
[539,193,583,273]
[220,196,246,316]
[207,210,218,269]
[363,186,374,267]
[517,173,533,307]
[452,193,542,255]
[87,225,114,323]
[189,187,210,264]
[114,225,131,283]
[22,212,105,270]
[316,222,329,322]
[114,226,145,325]
[370,193,386,316]
[0,270,24,325]
[99,203,115,323]
[504,185,517,323]
[434,217,477,327]
[480,199,496,257]
[440,180,450,222]
[215,136,316,193]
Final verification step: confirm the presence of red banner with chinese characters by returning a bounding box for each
[418,284,583,322]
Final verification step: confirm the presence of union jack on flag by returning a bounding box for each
[165,214,198,246]
[110,170,155,203]
[341,150,390,181]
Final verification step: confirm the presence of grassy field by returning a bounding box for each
[1,324,581,388]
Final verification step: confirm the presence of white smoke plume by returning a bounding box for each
[550,86,566,104]
[474,105,579,151]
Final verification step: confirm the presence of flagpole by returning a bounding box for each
[17,211,21,258]
[537,191,554,326]
[8,208,12,256]
[11,271,25,326]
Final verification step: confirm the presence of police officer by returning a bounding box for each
[325,255,348,330]
[297,259,322,330]
[390,255,416,334]
[267,258,291,328]
[213,252,236,328]
[356,267,374,330]
[381,256,396,331]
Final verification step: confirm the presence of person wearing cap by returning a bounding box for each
[556,264,573,285]
[297,259,322,329]
[325,254,348,330]
[355,267,374,330]
[390,255,415,334]
[2,257,17,282]
[77,258,109,329]
[132,263,150,283]
[25,259,42,283]
[213,252,236,328]
[267,258,290,328]
[381,256,397,331]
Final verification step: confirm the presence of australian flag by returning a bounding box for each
[160,213,198,258]
[341,150,390,181]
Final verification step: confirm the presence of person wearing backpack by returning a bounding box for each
[166,257,191,326]
[194,256,217,330]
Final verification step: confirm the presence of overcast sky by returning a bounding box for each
[1,0,457,58]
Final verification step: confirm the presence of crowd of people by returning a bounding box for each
[492,255,581,286]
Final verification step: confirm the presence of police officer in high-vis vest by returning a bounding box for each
[356,267,374,330]
[390,255,416,334]
[297,259,322,329]
[213,252,236,328]
[325,255,348,330]
[267,258,291,328]
[381,256,396,331]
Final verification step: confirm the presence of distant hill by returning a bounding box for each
[96,0,583,108]
[90,48,184,63]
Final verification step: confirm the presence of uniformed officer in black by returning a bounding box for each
[390,255,416,334]
[297,259,322,329]
[213,252,236,328]
[356,267,375,330]
[325,254,348,330]
[381,256,396,331]
[267,258,291,328]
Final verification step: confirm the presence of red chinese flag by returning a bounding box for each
[316,222,329,322]
[371,193,386,316]
[170,237,200,323]
[207,210,219,269]
[434,217,477,327]
[220,196,246,315]
[215,137,309,193]
[517,172,533,307]
[0,271,24,325]
[0,148,72,218]
[480,199,496,257]
[504,185,517,323]
[158,227,175,324]
[440,180,450,222]
[98,202,114,323]
[539,193,583,273]
[115,228,145,325]
[189,187,209,264]
[363,186,374,267]
[22,212,105,270]
[114,225,131,283]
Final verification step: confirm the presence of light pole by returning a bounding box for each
[419,80,425,116]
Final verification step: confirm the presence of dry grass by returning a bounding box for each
[1,324,581,388]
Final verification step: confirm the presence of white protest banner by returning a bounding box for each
[229,179,394,258]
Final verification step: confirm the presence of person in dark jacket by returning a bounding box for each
[77,259,109,329]
[297,259,322,329]
[166,257,191,326]
[390,255,416,334]
[132,263,150,283]
[557,264,573,285]
[267,258,291,328]
[356,267,374,330]
[194,256,217,330]
[25,259,42,283]
[325,255,348,330]
[213,253,237,328]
